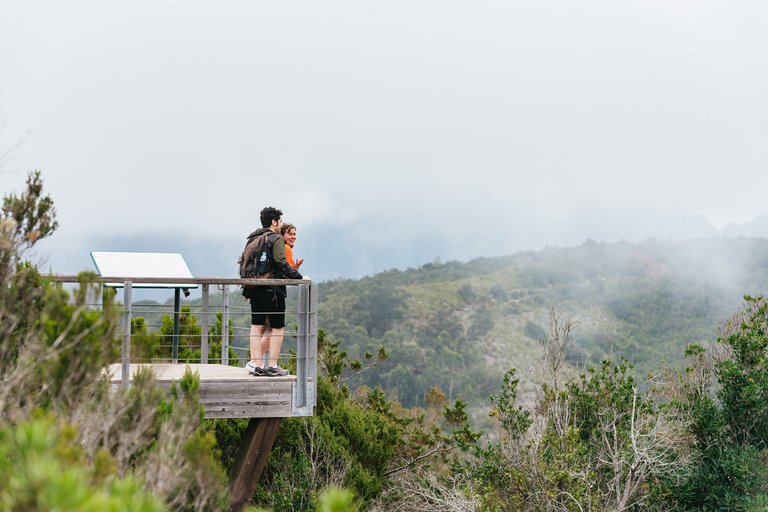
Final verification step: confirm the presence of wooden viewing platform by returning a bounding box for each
[108,363,306,419]
[52,270,318,512]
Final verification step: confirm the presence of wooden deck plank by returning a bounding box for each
[106,363,296,382]
[108,363,300,419]
[203,399,291,406]
[205,406,292,419]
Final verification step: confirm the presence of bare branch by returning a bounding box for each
[538,305,580,391]
[382,441,453,477]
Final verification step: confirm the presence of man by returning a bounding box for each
[244,206,309,376]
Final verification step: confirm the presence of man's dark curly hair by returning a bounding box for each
[260,206,283,228]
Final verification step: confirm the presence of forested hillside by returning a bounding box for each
[316,237,768,411]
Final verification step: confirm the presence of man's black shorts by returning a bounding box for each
[249,288,286,328]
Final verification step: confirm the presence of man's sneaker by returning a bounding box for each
[245,361,264,376]
[266,366,291,377]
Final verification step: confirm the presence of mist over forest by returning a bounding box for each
[34,202,768,285]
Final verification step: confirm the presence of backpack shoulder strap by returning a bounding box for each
[265,232,280,270]
[265,231,279,247]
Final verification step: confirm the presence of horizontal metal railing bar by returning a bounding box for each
[118,345,304,359]
[120,304,299,310]
[131,347,295,355]
[127,333,298,338]
[103,304,300,312]
[71,304,306,313]
[50,274,311,286]
[122,332,302,336]
[115,308,300,314]
[121,351,296,360]
[116,335,305,339]
[118,329,306,344]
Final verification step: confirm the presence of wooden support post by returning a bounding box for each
[228,417,282,512]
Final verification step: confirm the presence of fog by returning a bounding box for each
[3,1,768,282]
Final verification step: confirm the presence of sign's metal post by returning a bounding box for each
[122,281,132,388]
[222,285,229,365]
[201,284,209,364]
[172,288,180,363]
[296,284,308,408]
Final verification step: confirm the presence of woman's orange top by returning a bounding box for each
[285,245,297,269]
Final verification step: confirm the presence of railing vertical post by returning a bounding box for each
[201,284,209,364]
[222,285,229,365]
[296,284,308,407]
[172,288,180,363]
[309,283,318,407]
[122,281,132,388]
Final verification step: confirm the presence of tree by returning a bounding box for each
[351,284,406,338]
[656,295,768,510]
[467,307,693,511]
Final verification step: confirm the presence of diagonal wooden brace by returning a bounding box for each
[228,417,282,512]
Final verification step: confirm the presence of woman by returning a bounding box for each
[280,222,304,270]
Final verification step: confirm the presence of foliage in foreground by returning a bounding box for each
[0,172,227,511]
[0,417,165,512]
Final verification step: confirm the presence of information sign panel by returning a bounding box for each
[90,251,198,289]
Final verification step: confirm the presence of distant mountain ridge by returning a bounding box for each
[36,205,768,284]
[721,213,768,238]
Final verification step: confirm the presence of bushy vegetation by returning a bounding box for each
[393,300,768,511]
[0,172,227,511]
[5,172,768,511]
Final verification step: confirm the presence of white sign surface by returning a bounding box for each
[90,251,198,289]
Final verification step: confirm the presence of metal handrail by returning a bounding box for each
[49,274,311,286]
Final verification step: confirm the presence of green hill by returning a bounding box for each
[317,237,768,410]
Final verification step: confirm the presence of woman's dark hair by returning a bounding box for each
[260,206,283,228]
[280,222,296,236]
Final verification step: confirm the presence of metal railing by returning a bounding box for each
[50,275,319,413]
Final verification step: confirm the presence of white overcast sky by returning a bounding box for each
[1,0,767,244]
